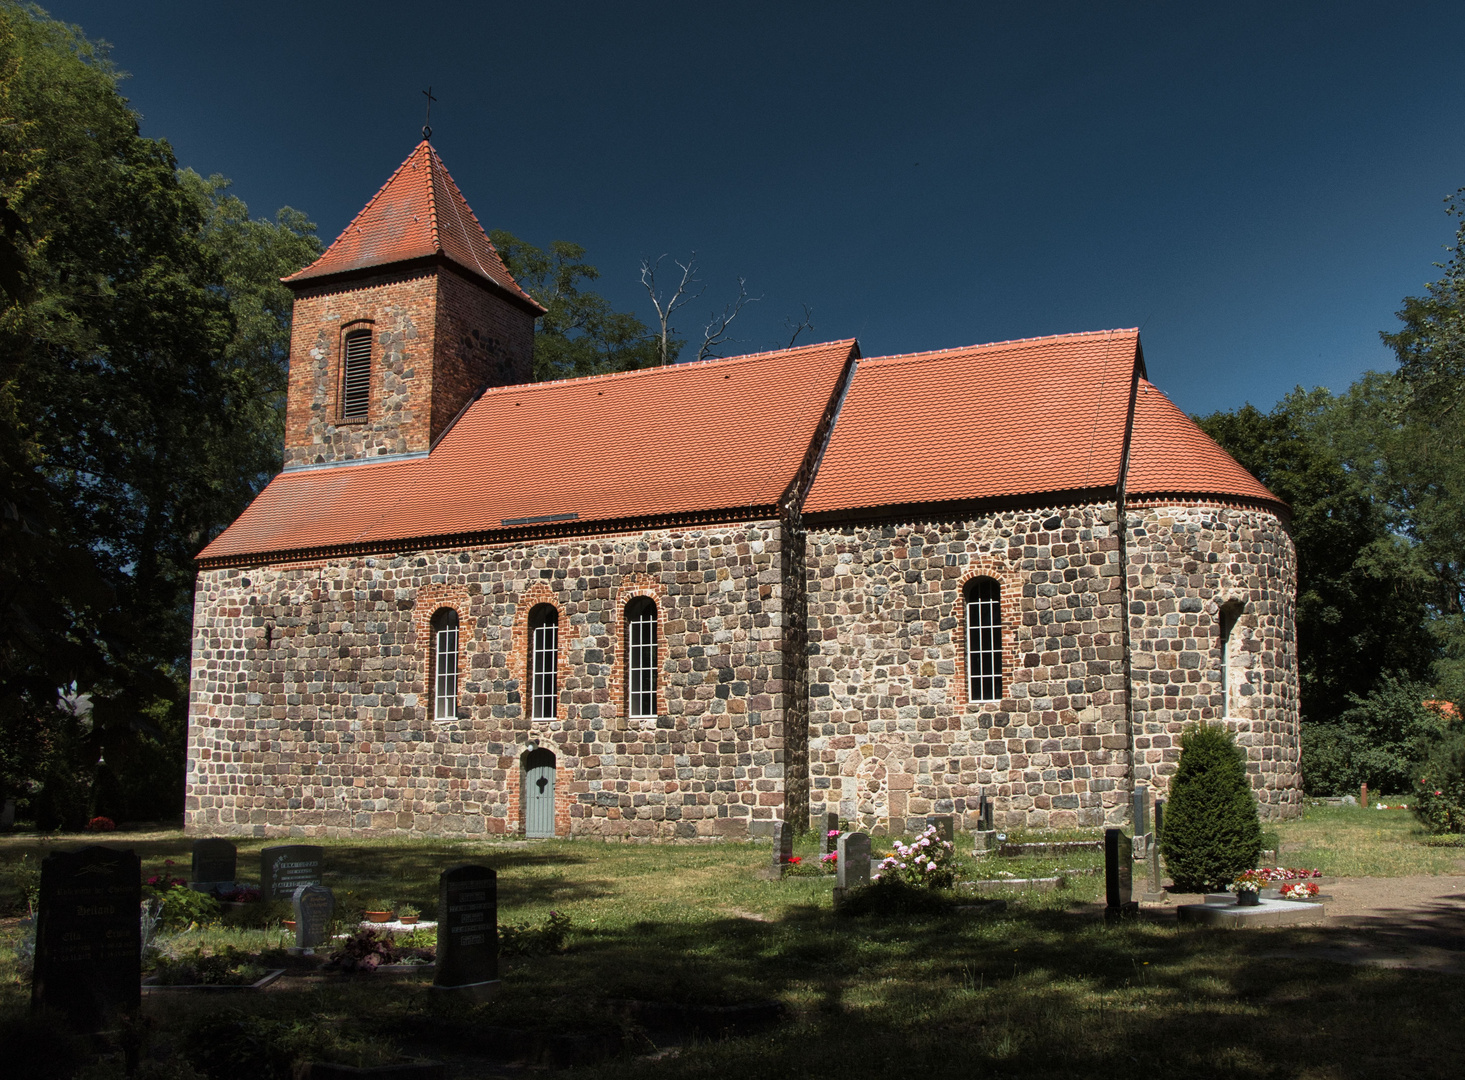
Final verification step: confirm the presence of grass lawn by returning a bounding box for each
[0,807,1461,1079]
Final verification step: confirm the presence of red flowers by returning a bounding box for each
[787,856,802,865]
[86,816,116,832]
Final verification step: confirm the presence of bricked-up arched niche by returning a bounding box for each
[522,746,557,838]
[1218,598,1247,719]
[528,604,560,720]
[430,608,460,720]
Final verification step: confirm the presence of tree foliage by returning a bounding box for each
[0,2,318,825]
[489,231,664,379]
[1300,675,1455,796]
[1158,724,1263,892]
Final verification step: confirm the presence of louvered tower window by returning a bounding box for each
[529,604,559,719]
[341,327,372,421]
[432,608,459,721]
[625,597,658,718]
[965,577,1003,702]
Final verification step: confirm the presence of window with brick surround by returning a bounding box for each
[965,576,1003,701]
[431,608,459,720]
[341,327,372,422]
[625,597,658,718]
[529,603,559,719]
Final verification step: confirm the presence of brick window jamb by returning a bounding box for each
[511,582,570,722]
[413,584,473,722]
[957,560,1021,709]
[610,574,668,727]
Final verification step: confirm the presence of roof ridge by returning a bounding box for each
[473,338,859,397]
[421,142,441,255]
[861,327,1139,366]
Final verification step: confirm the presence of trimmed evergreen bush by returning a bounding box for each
[1159,723,1263,891]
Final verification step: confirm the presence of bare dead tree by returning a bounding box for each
[641,253,704,365]
[697,277,762,362]
[784,304,815,347]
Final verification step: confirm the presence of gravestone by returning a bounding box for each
[190,838,237,890]
[433,864,499,997]
[1131,785,1149,857]
[761,820,794,879]
[1104,829,1136,917]
[836,832,871,889]
[973,794,996,853]
[260,845,324,901]
[978,794,994,832]
[1,796,14,830]
[821,811,839,855]
[927,815,955,844]
[31,845,141,1030]
[292,884,334,952]
[1154,798,1165,840]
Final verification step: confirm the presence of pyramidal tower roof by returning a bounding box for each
[284,140,543,312]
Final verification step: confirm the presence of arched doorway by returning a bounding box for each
[522,747,557,838]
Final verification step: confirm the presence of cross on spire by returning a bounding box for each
[422,86,437,141]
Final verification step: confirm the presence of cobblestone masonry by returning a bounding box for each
[1126,503,1301,818]
[186,521,797,839]
[803,501,1301,834]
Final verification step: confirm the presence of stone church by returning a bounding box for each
[185,141,1301,840]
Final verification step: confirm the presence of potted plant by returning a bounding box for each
[1229,869,1264,906]
[364,900,395,923]
[397,903,420,926]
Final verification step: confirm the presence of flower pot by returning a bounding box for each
[399,916,419,926]
[282,920,297,931]
[1236,891,1260,907]
[365,911,395,923]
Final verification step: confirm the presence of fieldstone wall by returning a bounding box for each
[804,506,1131,834]
[185,520,796,839]
[1126,502,1301,819]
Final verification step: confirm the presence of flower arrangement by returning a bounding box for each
[1253,866,1322,882]
[820,851,838,874]
[787,856,802,865]
[1228,869,1264,894]
[217,884,261,903]
[1279,882,1320,899]
[86,816,116,832]
[874,826,958,889]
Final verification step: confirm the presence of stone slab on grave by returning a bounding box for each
[759,820,794,880]
[32,845,141,1030]
[260,845,324,901]
[433,864,499,999]
[1104,828,1137,919]
[190,838,237,892]
[1178,898,1327,927]
[292,884,335,953]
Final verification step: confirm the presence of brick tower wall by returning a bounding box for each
[185,520,795,840]
[282,266,534,470]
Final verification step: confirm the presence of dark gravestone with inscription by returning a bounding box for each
[434,865,499,995]
[260,845,324,901]
[927,815,954,844]
[821,812,840,855]
[32,845,141,1030]
[191,839,237,890]
[292,884,335,952]
[1105,828,1136,916]
[760,820,794,879]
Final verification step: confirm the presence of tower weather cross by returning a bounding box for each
[422,86,436,141]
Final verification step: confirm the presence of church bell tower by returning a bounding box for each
[279,141,544,470]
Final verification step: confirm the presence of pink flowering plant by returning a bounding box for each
[874,826,958,889]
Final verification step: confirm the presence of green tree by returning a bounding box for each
[1301,674,1455,795]
[1158,724,1263,892]
[0,2,318,825]
[489,231,664,380]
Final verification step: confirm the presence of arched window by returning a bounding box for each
[431,608,459,720]
[529,604,559,719]
[965,577,1002,702]
[625,597,658,718]
[341,326,372,421]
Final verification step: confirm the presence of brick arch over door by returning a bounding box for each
[956,558,1022,709]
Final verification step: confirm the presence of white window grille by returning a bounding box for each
[626,597,658,718]
[342,328,372,421]
[432,609,459,720]
[529,605,558,719]
[965,577,1002,701]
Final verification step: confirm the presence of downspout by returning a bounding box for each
[1116,344,1145,818]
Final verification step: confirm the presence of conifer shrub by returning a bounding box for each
[1159,723,1263,891]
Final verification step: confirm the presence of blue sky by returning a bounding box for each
[47,1,1465,415]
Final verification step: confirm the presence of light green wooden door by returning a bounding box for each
[524,748,556,839]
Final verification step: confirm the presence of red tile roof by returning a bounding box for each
[283,141,543,312]
[803,330,1142,515]
[1125,379,1280,505]
[198,340,857,564]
